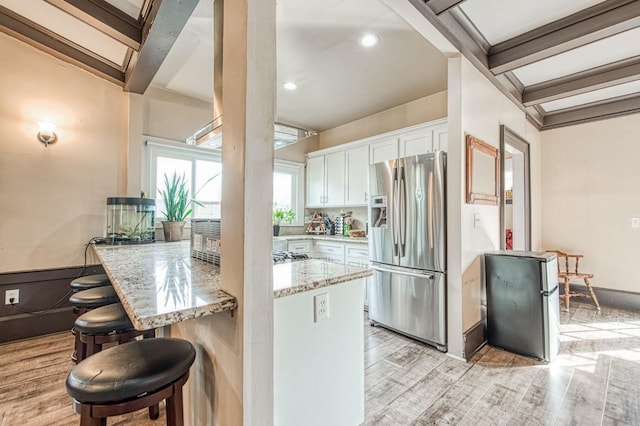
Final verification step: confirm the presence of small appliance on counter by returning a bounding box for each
[191,219,221,266]
[106,197,155,245]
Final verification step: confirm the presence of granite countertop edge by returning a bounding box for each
[273,267,373,299]
[275,234,368,243]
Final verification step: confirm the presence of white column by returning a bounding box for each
[220,0,276,424]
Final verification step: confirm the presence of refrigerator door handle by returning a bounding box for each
[399,165,406,257]
[371,264,435,280]
[392,166,400,257]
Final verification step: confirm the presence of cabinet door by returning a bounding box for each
[345,146,369,206]
[324,151,346,207]
[400,129,433,157]
[288,240,312,255]
[306,156,325,208]
[369,138,398,165]
[315,241,345,264]
[433,125,448,152]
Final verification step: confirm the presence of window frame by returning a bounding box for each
[273,159,305,227]
[143,137,305,227]
[144,137,222,224]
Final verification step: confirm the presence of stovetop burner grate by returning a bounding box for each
[273,250,309,264]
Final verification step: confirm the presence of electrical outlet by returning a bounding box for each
[314,293,329,322]
[5,289,19,305]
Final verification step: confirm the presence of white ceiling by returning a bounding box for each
[150,0,448,133]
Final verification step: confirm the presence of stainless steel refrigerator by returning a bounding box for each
[484,251,559,362]
[368,152,447,351]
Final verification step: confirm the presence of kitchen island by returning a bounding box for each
[92,241,372,425]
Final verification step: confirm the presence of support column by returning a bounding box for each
[220,0,276,424]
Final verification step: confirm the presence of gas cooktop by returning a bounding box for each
[273,250,309,264]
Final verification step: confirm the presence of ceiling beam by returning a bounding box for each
[425,0,468,16]
[123,0,199,94]
[542,94,640,129]
[0,5,124,85]
[45,0,142,50]
[523,57,640,106]
[489,0,640,74]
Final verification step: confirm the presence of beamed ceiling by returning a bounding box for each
[0,0,198,94]
[2,0,639,131]
[412,0,640,129]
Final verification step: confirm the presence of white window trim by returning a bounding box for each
[144,136,221,225]
[274,159,305,227]
[143,136,305,227]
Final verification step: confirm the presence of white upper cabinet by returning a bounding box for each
[307,118,447,207]
[306,156,326,208]
[369,137,399,165]
[324,151,345,207]
[345,145,369,206]
[400,128,433,157]
[306,151,345,208]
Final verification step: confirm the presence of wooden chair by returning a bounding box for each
[548,250,600,311]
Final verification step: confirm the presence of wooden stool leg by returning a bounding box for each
[148,402,160,420]
[563,277,571,311]
[166,384,184,426]
[79,404,105,426]
[584,277,601,311]
[73,328,81,363]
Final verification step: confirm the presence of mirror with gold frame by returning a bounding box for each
[466,135,500,205]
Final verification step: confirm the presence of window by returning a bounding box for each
[273,160,304,226]
[146,138,222,221]
[145,137,304,226]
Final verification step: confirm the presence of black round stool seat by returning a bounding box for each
[70,274,111,291]
[75,303,132,334]
[69,286,119,309]
[67,338,195,403]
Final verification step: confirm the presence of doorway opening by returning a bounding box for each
[500,125,531,251]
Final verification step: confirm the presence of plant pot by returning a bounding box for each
[162,221,186,242]
[273,224,280,237]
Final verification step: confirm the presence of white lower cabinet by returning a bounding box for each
[287,240,313,256]
[343,243,372,309]
[314,241,345,264]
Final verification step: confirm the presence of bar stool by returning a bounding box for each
[75,303,155,362]
[70,274,112,292]
[69,286,120,312]
[69,286,120,362]
[66,338,195,426]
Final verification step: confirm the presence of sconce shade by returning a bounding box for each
[37,121,58,147]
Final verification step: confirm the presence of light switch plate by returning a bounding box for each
[632,217,640,228]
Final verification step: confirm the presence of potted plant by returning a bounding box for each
[158,172,201,242]
[272,204,296,236]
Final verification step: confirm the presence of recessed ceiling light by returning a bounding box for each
[282,81,298,91]
[359,33,379,48]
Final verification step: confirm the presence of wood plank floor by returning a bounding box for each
[1,303,639,425]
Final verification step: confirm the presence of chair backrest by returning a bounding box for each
[546,250,584,275]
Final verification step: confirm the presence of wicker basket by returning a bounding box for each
[347,229,366,238]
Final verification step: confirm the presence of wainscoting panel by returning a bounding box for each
[0,265,104,344]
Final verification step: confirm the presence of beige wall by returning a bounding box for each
[318,90,447,148]
[541,113,640,293]
[446,56,541,359]
[143,86,213,142]
[0,34,129,272]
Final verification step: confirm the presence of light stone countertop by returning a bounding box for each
[93,242,236,330]
[93,241,372,329]
[273,259,372,298]
[275,234,368,244]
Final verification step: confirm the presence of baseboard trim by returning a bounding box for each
[0,265,104,344]
[563,284,640,312]
[463,320,486,361]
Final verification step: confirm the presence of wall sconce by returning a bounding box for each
[37,121,58,147]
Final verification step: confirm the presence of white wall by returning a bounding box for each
[446,56,542,359]
[540,113,640,293]
[0,33,129,272]
[143,86,214,142]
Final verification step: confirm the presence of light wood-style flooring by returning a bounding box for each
[1,303,639,425]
